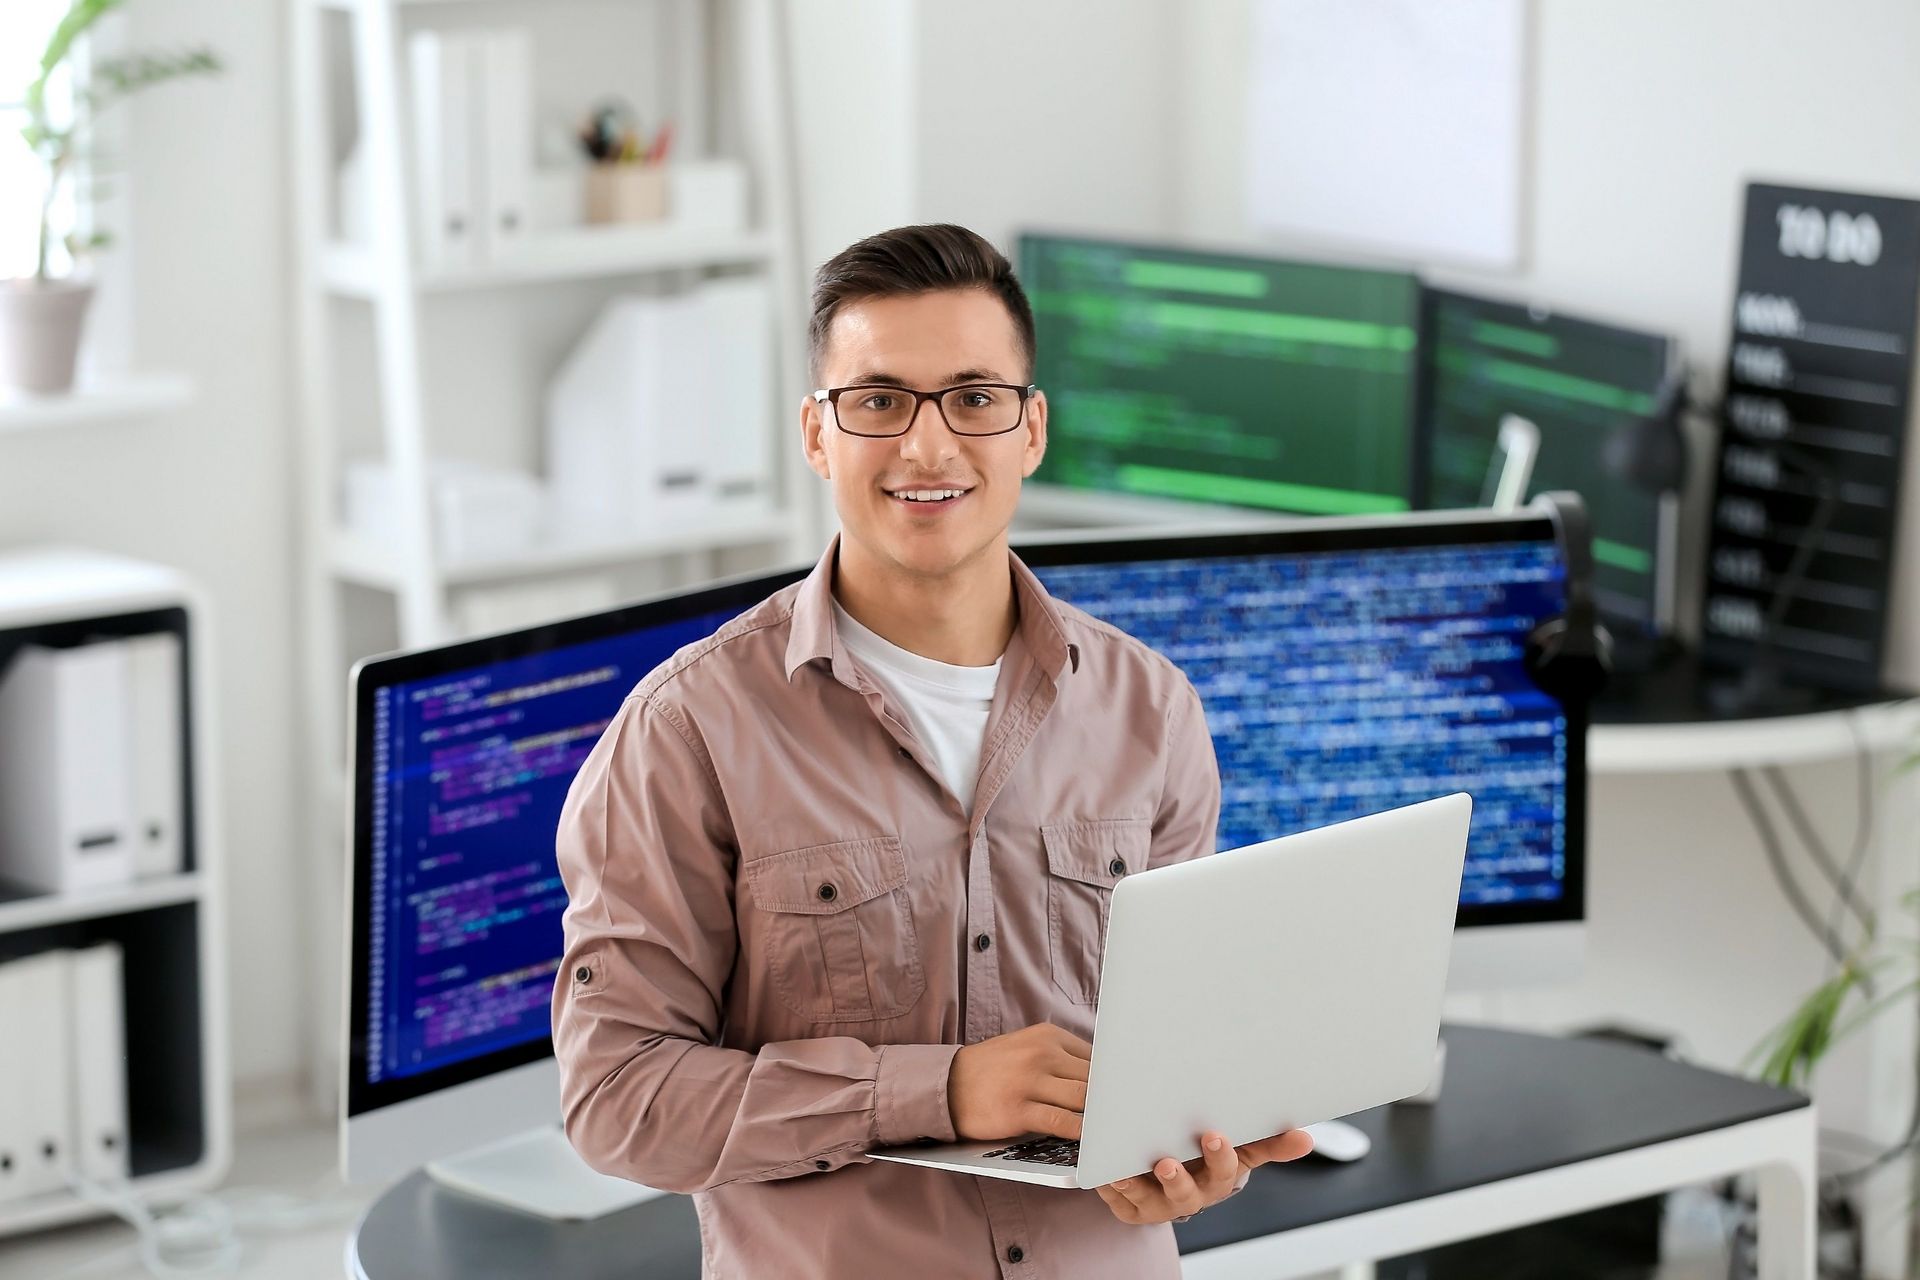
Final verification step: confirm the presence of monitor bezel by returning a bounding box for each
[1414,283,1681,635]
[344,566,805,1119]
[346,510,1590,1119]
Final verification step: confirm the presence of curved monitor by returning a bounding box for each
[342,508,1587,1182]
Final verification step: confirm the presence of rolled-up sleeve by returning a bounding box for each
[551,694,960,1194]
[1149,678,1222,869]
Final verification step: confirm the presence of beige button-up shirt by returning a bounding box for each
[553,538,1222,1279]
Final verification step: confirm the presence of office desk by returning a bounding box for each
[348,1026,1813,1279]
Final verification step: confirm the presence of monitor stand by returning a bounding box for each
[425,1126,668,1220]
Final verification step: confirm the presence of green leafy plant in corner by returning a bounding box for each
[1747,744,1920,1095]
[15,0,221,281]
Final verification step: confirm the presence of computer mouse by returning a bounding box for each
[1301,1120,1371,1163]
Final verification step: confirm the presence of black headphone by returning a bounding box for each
[1524,491,1613,704]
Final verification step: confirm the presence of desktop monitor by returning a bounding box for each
[343,510,1585,1204]
[1019,232,1425,522]
[1421,287,1680,635]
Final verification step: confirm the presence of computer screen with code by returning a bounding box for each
[1021,233,1423,517]
[1031,536,1572,910]
[1422,288,1674,630]
[361,609,735,1083]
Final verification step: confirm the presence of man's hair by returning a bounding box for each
[808,224,1036,382]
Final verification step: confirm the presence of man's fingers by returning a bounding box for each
[1106,1173,1158,1214]
[1050,1048,1091,1081]
[1152,1157,1205,1217]
[1033,1074,1088,1116]
[1023,1102,1084,1140]
[1194,1131,1238,1188]
[1039,1023,1093,1059]
[1237,1129,1315,1168]
[1094,1184,1140,1224]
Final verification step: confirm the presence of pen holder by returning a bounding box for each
[584,164,668,224]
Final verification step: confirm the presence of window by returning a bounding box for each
[2,1,85,281]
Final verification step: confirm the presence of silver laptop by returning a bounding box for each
[870,792,1472,1189]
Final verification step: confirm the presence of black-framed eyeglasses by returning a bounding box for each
[813,382,1038,438]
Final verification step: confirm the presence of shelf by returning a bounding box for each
[1589,699,1920,774]
[330,509,796,589]
[0,374,192,434]
[323,225,775,297]
[0,872,203,935]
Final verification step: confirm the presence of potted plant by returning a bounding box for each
[0,0,217,397]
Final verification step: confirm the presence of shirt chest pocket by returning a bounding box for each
[1041,819,1152,1006]
[745,835,926,1023]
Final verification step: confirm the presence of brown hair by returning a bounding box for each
[808,224,1036,382]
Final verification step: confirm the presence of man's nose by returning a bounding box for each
[897,398,959,467]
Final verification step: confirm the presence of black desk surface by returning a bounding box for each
[1591,643,1912,726]
[351,1026,1805,1279]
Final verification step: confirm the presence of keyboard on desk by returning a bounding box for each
[980,1136,1080,1167]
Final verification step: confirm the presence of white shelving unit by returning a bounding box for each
[0,547,231,1236]
[0,375,193,435]
[287,0,812,1110]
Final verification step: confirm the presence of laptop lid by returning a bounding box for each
[1073,793,1471,1187]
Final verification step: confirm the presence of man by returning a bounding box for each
[552,224,1311,1279]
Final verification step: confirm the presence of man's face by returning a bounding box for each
[802,288,1047,581]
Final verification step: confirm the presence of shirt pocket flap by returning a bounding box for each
[746,836,908,915]
[1041,818,1153,887]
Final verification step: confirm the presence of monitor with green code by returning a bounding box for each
[1420,288,1677,633]
[1018,233,1424,518]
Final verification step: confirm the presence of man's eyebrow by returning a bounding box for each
[839,367,1011,388]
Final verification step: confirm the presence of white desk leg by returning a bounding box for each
[1753,1114,1817,1280]
[1336,1264,1375,1280]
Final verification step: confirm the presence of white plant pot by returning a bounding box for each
[0,277,95,396]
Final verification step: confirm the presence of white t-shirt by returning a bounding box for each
[832,601,1002,815]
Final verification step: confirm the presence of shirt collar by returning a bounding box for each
[784,534,1078,684]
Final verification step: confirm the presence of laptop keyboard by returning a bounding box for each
[980,1136,1080,1167]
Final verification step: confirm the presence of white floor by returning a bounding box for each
[0,1111,1740,1280]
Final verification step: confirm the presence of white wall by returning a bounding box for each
[0,0,303,1095]
[786,0,1179,274]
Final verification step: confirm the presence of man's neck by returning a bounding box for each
[832,535,1017,668]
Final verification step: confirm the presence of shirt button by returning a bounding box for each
[1109,857,1126,876]
[815,1160,830,1171]
[974,933,991,952]
[1006,1245,1025,1263]
[817,883,837,902]
[575,966,591,983]
[898,746,912,759]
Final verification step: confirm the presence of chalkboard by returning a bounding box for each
[1700,181,1920,691]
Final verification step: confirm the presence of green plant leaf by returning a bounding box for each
[28,0,127,119]
[84,48,221,113]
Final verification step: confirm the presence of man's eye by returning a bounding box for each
[860,394,897,411]
[958,392,991,408]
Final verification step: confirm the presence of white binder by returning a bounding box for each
[0,642,137,893]
[480,28,533,254]
[0,958,23,1203]
[408,29,480,269]
[7,951,76,1199]
[67,943,130,1184]
[126,632,184,879]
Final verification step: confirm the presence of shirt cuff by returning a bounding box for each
[873,1043,962,1146]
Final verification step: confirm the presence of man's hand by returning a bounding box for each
[948,1023,1092,1142]
[1096,1129,1314,1226]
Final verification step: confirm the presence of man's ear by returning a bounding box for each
[802,393,832,480]
[1020,388,1048,478]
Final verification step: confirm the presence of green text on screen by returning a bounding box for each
[1022,235,1421,518]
